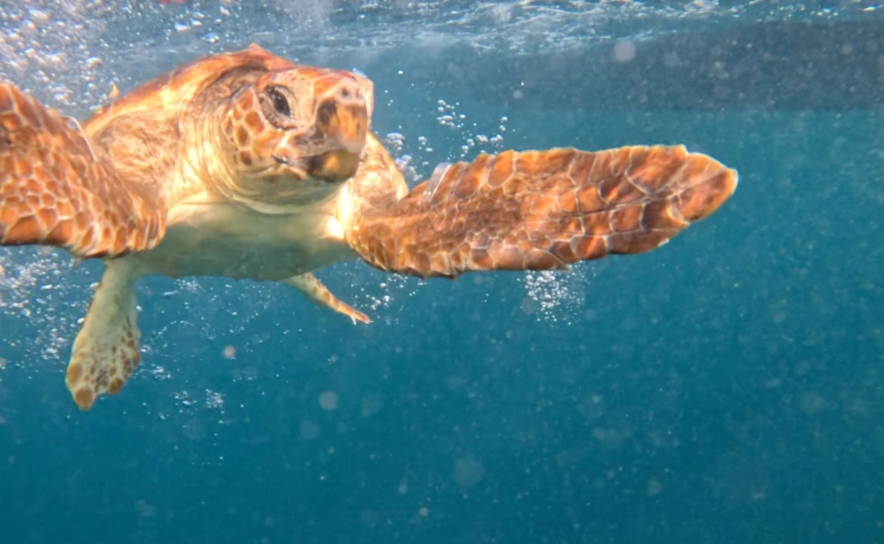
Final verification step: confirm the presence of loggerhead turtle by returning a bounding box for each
[0,45,737,410]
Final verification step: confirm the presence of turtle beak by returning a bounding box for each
[306,106,365,182]
[306,78,368,183]
[317,101,368,154]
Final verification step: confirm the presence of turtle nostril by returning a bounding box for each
[338,83,364,103]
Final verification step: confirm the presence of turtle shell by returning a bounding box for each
[85,44,295,135]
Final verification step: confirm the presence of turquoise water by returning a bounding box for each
[2,2,884,543]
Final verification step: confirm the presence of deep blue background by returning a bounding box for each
[2,5,884,543]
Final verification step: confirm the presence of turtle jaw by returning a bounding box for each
[273,149,360,184]
[308,149,361,183]
[270,147,361,184]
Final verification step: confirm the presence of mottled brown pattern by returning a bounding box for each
[85,43,297,131]
[0,45,379,411]
[347,145,737,278]
[0,84,166,258]
[0,44,739,411]
[63,261,141,410]
[65,312,140,410]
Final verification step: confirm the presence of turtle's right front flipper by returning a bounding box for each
[0,84,166,258]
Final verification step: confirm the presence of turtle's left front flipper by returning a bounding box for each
[346,145,737,279]
[0,83,166,259]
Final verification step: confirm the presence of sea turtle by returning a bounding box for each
[0,45,737,410]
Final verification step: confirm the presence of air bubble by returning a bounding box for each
[319,391,339,411]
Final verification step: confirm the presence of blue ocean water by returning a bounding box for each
[1,1,884,543]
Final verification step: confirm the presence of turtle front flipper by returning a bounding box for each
[66,260,142,410]
[0,84,166,258]
[346,145,737,278]
[283,273,370,324]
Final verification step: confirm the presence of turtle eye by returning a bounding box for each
[267,88,291,117]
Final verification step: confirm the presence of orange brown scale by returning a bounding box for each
[243,111,263,133]
[0,83,167,257]
[349,145,737,279]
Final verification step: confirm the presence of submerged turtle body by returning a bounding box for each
[0,45,738,410]
[74,45,392,281]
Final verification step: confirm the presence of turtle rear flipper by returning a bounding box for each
[0,84,166,258]
[283,273,371,324]
[347,145,737,278]
[66,260,142,410]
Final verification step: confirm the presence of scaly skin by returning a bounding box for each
[346,145,737,278]
[0,84,166,257]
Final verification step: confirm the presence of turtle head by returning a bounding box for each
[214,65,373,208]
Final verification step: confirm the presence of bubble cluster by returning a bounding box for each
[205,389,225,409]
[436,99,466,130]
[0,1,118,111]
[359,274,419,314]
[435,99,507,159]
[0,249,90,369]
[519,269,591,324]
